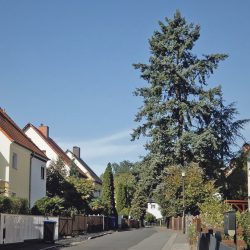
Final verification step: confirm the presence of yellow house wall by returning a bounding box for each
[0,131,11,182]
[9,143,30,200]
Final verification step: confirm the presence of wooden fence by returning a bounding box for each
[59,215,117,237]
[58,215,140,237]
[166,216,184,231]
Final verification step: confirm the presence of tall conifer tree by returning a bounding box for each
[132,11,248,179]
[101,163,117,216]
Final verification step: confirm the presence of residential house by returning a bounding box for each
[0,108,48,207]
[23,123,87,178]
[66,146,102,197]
[147,198,163,219]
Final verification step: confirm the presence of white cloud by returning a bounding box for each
[57,130,146,176]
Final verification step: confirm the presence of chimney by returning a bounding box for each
[73,146,80,158]
[38,124,49,138]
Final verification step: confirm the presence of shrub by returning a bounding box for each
[31,196,65,216]
[145,212,156,223]
[187,223,197,245]
[199,197,231,229]
[0,196,29,214]
[238,212,250,248]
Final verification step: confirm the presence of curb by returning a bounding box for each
[87,231,113,240]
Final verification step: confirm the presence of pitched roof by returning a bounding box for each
[66,150,102,185]
[23,123,88,179]
[0,108,48,160]
[23,123,72,165]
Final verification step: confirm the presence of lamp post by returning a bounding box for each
[182,170,186,234]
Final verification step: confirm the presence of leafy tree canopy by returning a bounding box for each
[154,163,220,217]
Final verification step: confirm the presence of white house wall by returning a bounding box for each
[24,127,70,171]
[147,202,163,219]
[30,157,46,207]
[0,131,11,182]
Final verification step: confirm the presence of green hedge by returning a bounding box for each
[0,195,29,214]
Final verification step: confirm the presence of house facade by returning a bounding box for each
[0,109,48,206]
[147,198,163,219]
[66,146,102,197]
[23,124,87,178]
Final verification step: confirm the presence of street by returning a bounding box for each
[59,227,189,250]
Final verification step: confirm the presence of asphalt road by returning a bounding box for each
[62,227,187,250]
[0,227,189,250]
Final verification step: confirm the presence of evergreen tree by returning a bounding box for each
[112,161,136,211]
[132,10,248,179]
[101,163,117,216]
[115,183,127,213]
[130,187,147,226]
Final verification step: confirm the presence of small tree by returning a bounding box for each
[116,183,127,213]
[154,164,219,217]
[46,157,67,197]
[90,198,105,215]
[69,159,80,178]
[130,188,147,226]
[199,196,231,229]
[101,163,117,216]
[145,212,156,223]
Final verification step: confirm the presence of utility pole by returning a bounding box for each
[243,144,250,211]
[182,170,186,234]
[247,155,250,210]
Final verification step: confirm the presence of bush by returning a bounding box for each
[187,223,197,245]
[0,196,29,214]
[145,212,156,223]
[199,196,231,229]
[31,196,65,216]
[238,212,250,248]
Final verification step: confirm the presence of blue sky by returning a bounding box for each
[1,1,250,175]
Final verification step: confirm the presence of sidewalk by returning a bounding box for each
[127,227,189,250]
[162,229,189,250]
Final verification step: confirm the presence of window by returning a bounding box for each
[11,192,16,197]
[12,153,17,169]
[151,204,155,209]
[41,166,45,180]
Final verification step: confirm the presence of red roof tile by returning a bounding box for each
[0,108,48,160]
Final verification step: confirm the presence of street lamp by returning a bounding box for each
[181,170,186,234]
